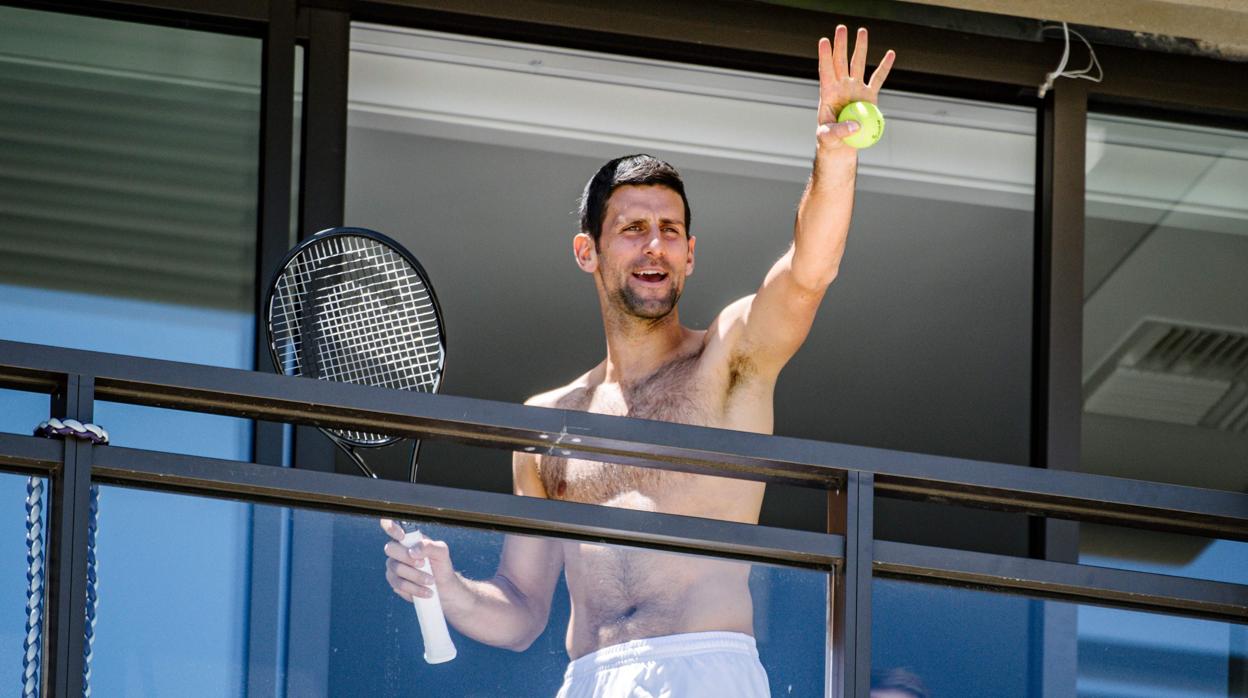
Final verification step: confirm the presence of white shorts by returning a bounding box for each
[555,631,771,698]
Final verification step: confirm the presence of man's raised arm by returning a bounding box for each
[713,26,895,371]
[382,450,563,652]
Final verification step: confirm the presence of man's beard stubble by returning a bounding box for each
[598,261,682,324]
[614,283,681,321]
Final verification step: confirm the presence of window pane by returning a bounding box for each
[0,6,264,696]
[0,4,260,361]
[344,25,1035,546]
[1083,113,1248,582]
[874,577,1247,697]
[94,485,828,696]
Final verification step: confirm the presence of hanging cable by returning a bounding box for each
[22,477,44,698]
[26,419,107,698]
[1038,22,1104,98]
[82,486,100,698]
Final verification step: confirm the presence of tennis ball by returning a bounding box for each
[837,101,885,149]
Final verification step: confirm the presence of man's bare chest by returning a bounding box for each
[540,354,719,503]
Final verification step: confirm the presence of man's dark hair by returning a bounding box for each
[870,668,929,698]
[578,154,691,245]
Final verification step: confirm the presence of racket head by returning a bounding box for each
[265,227,446,447]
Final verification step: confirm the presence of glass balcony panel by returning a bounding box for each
[90,486,250,696]
[0,472,49,693]
[874,577,1247,697]
[0,389,50,438]
[91,485,828,697]
[1080,523,1247,586]
[94,401,252,461]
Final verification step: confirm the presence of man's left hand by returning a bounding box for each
[816,25,896,151]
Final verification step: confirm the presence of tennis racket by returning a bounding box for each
[265,226,457,664]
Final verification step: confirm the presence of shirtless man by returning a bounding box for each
[383,26,895,697]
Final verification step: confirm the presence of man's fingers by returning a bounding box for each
[385,566,434,601]
[384,540,421,563]
[832,24,849,81]
[817,36,835,103]
[416,537,452,565]
[381,524,445,602]
[384,568,411,601]
[850,27,867,80]
[868,49,896,91]
[380,518,405,542]
[387,558,435,586]
[817,119,860,146]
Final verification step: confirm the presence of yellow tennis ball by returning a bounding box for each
[837,101,885,149]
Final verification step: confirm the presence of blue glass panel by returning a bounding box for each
[323,514,826,697]
[90,486,251,696]
[98,488,828,697]
[874,577,1247,698]
[0,389,49,437]
[0,473,47,695]
[1081,524,1248,586]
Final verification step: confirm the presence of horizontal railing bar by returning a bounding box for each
[873,476,1246,540]
[0,341,832,487]
[0,433,62,475]
[91,444,843,568]
[2,340,1246,541]
[875,540,1248,623]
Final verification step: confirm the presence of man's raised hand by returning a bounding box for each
[816,25,896,149]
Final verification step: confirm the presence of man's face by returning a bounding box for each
[580,184,695,321]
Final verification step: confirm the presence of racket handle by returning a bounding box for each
[401,530,458,664]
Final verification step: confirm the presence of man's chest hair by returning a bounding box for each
[540,350,717,503]
[592,351,711,424]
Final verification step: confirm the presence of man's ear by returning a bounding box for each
[573,232,598,273]
[685,234,696,276]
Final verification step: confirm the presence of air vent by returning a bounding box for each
[1084,320,1248,433]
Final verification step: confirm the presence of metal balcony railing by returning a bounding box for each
[1,338,1245,698]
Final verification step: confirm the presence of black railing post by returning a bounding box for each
[43,375,94,698]
[832,472,873,697]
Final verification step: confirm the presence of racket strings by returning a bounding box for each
[277,238,441,384]
[279,249,439,380]
[269,234,444,445]
[313,262,440,384]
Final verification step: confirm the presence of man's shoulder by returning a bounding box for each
[523,387,570,409]
[523,367,600,409]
